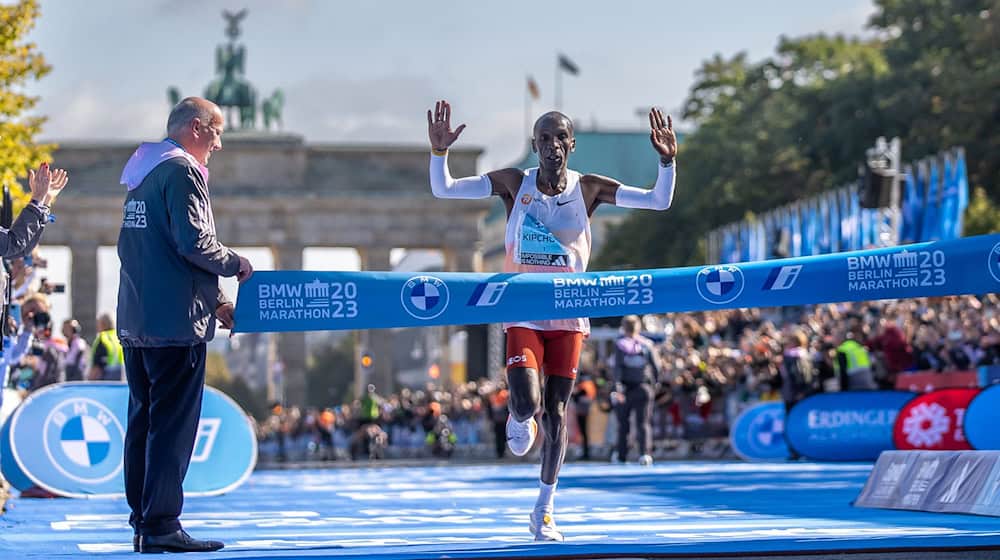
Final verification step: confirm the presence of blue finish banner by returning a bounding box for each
[964,384,1000,450]
[233,234,1000,333]
[785,391,917,461]
[0,383,256,498]
[729,402,789,461]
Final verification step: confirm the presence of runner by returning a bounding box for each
[427,99,678,540]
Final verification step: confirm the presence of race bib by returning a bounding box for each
[518,213,569,267]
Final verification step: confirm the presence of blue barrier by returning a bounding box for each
[786,392,916,461]
[729,402,789,461]
[233,234,1000,332]
[0,382,256,498]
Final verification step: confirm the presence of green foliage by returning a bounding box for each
[0,0,53,212]
[964,187,1000,236]
[305,334,356,408]
[596,1,999,269]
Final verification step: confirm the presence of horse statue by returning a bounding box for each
[203,9,257,129]
[262,89,284,131]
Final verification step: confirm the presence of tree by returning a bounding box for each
[0,0,53,212]
[596,1,999,269]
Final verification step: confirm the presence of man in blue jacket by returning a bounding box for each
[118,97,252,553]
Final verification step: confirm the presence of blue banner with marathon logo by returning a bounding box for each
[233,234,1000,333]
[0,383,256,498]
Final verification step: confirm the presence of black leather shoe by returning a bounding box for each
[133,534,139,552]
[139,530,224,553]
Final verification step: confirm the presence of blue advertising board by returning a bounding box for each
[786,391,916,461]
[729,402,789,461]
[965,384,1000,450]
[1,382,256,498]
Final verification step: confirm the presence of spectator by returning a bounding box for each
[88,313,124,381]
[62,319,88,382]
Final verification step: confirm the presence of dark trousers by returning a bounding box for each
[576,412,590,459]
[617,384,654,460]
[123,344,206,537]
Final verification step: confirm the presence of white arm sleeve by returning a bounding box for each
[429,153,492,199]
[614,162,676,210]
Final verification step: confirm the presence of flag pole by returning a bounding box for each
[524,75,531,144]
[555,58,562,110]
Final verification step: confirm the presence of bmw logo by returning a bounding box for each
[989,242,1000,284]
[43,398,125,484]
[696,265,745,305]
[401,275,450,320]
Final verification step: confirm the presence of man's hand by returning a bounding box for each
[648,108,678,163]
[42,168,69,207]
[27,162,52,202]
[216,302,235,330]
[427,99,466,153]
[236,255,253,283]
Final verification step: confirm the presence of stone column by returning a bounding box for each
[70,242,100,338]
[271,243,307,406]
[358,247,394,396]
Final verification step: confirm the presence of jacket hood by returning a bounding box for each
[120,140,208,191]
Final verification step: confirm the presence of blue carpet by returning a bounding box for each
[2,461,999,558]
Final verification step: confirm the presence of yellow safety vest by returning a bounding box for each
[837,340,870,374]
[92,330,124,368]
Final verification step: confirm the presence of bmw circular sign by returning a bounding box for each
[41,397,126,485]
[696,265,745,305]
[401,275,450,320]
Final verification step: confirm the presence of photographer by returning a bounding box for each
[24,311,66,392]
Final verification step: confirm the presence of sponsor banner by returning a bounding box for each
[786,391,916,461]
[729,402,789,461]
[232,234,1000,332]
[856,450,1000,517]
[964,384,1000,450]
[893,388,979,451]
[894,370,978,392]
[2,382,256,498]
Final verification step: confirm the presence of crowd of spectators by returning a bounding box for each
[1,249,123,402]
[255,294,1000,463]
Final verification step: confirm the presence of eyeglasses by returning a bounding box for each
[198,121,223,136]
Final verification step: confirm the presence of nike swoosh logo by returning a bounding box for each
[555,198,578,207]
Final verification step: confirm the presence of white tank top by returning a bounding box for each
[504,168,592,334]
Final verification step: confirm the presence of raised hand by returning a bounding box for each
[27,162,52,202]
[427,99,466,153]
[43,168,69,206]
[648,108,678,162]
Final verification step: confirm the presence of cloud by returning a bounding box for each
[36,82,166,141]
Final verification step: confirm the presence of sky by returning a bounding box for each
[26,0,875,329]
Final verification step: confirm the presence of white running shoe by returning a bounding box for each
[529,508,564,542]
[506,416,537,457]
[639,454,653,466]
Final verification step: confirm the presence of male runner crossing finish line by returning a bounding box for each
[427,100,678,541]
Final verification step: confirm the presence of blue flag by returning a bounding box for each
[900,167,922,243]
[921,160,941,241]
[940,156,957,241]
[828,191,840,253]
[818,197,831,254]
[848,189,861,250]
[955,150,969,238]
[788,206,800,257]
